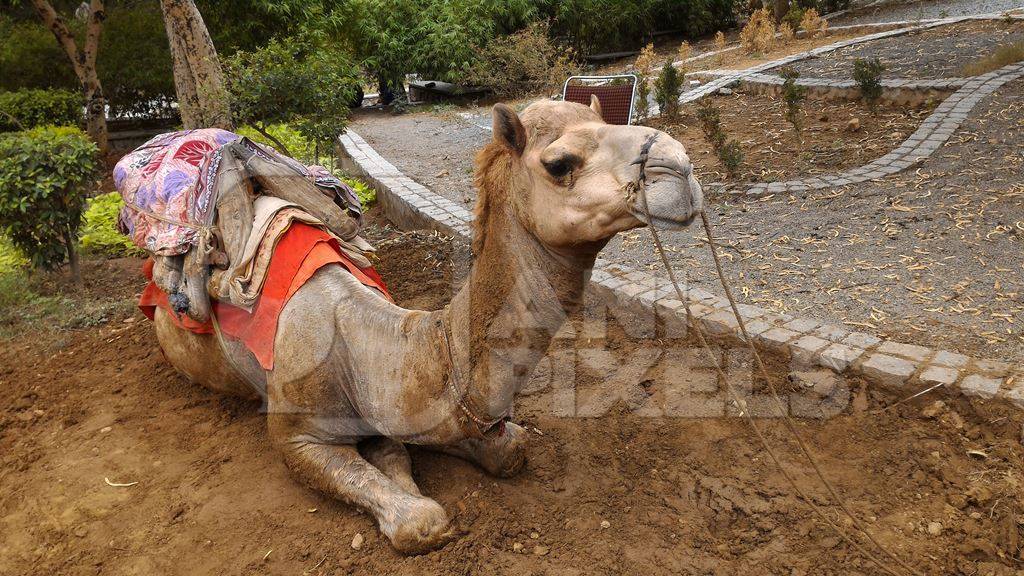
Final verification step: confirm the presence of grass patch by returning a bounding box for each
[962,41,1024,76]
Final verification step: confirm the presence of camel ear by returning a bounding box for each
[590,94,602,116]
[492,103,525,155]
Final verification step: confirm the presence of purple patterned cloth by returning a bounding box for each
[116,129,362,256]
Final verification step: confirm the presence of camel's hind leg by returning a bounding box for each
[153,308,262,399]
[361,437,421,495]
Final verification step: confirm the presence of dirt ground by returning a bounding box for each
[2,218,1023,575]
[646,91,933,185]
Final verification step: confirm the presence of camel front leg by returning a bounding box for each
[277,436,451,554]
[430,422,529,478]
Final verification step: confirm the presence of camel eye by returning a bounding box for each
[542,155,580,180]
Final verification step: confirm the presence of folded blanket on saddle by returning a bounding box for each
[115,128,363,256]
[115,128,372,321]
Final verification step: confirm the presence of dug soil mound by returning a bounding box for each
[1,218,1022,575]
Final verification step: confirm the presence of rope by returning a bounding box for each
[628,135,921,576]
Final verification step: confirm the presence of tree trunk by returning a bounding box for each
[30,0,109,154]
[159,0,233,130]
[773,0,790,22]
[64,227,81,285]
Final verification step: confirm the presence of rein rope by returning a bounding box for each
[626,134,921,576]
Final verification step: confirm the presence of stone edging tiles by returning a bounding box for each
[336,129,1024,410]
[691,70,968,106]
[731,62,1024,196]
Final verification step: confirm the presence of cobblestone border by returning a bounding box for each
[654,12,1024,197]
[337,130,1024,410]
[731,62,1024,196]
[692,70,967,107]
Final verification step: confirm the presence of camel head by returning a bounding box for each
[473,97,703,255]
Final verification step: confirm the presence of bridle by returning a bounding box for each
[439,313,508,439]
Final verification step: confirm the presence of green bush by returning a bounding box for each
[80,192,145,258]
[463,22,578,98]
[852,57,885,109]
[225,38,360,155]
[0,15,78,94]
[0,126,98,277]
[0,89,83,132]
[340,176,377,209]
[0,234,27,273]
[550,0,736,55]
[237,124,317,164]
[780,66,806,131]
[654,62,683,117]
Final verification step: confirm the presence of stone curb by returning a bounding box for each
[651,12,1024,197]
[691,70,967,107]
[336,130,1024,410]
[725,62,1024,197]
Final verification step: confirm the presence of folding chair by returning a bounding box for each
[562,75,639,125]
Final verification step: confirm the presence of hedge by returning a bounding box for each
[0,126,97,274]
[0,89,83,133]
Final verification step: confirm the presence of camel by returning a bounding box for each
[152,98,704,554]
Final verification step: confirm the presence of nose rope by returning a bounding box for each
[630,141,920,576]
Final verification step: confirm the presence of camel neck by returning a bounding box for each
[443,203,599,424]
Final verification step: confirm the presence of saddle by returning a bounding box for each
[116,129,370,322]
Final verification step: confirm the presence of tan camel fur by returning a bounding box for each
[153,98,704,553]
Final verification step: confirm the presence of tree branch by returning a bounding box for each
[30,0,85,82]
[83,0,106,73]
[253,123,292,158]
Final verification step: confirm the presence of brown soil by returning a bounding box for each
[2,217,1023,575]
[646,91,933,185]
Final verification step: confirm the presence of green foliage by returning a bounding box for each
[80,192,144,258]
[0,234,27,273]
[0,126,97,271]
[695,98,742,176]
[852,57,885,109]
[654,62,683,117]
[696,99,726,151]
[0,6,176,119]
[0,89,83,132]
[551,0,735,55]
[224,38,360,153]
[237,124,317,164]
[719,139,743,177]
[463,22,578,98]
[779,67,806,131]
[340,176,377,209]
[783,6,806,30]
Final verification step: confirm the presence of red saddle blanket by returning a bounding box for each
[139,222,391,370]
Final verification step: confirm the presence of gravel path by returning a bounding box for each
[790,20,1024,80]
[832,0,1023,26]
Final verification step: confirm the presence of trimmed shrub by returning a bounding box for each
[779,22,796,43]
[633,43,658,122]
[80,192,144,257]
[0,89,82,132]
[0,126,97,278]
[799,8,828,38]
[463,22,578,98]
[224,38,360,155]
[740,8,776,55]
[654,62,683,117]
[853,57,885,109]
[780,67,806,131]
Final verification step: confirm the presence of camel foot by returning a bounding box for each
[431,421,529,478]
[383,496,453,555]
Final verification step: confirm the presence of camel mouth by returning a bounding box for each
[628,169,702,230]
